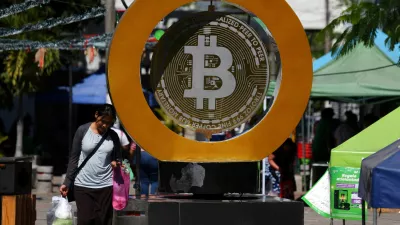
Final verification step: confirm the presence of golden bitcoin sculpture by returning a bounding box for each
[107,0,313,162]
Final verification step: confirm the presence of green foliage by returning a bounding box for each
[320,0,400,61]
[2,48,60,95]
[0,0,62,104]
[0,0,102,108]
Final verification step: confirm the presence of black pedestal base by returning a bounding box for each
[158,162,261,195]
[114,195,304,225]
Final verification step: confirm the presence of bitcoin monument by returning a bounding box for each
[108,0,312,224]
[151,13,269,134]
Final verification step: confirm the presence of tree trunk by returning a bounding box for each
[324,0,331,53]
[14,94,24,157]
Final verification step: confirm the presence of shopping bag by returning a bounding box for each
[112,166,130,210]
[47,196,73,225]
[47,196,60,225]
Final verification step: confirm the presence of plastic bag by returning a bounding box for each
[47,196,73,225]
[112,164,130,210]
[52,218,73,225]
[127,165,135,181]
[47,196,61,225]
[122,159,134,183]
[123,159,135,181]
[55,197,72,219]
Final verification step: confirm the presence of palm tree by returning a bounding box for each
[322,0,400,61]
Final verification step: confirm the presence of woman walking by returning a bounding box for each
[60,104,122,225]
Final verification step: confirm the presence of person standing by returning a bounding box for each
[132,146,159,196]
[312,108,338,163]
[268,138,297,199]
[60,104,122,225]
[334,111,359,146]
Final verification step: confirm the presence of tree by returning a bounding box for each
[0,0,102,156]
[321,0,400,61]
[0,3,61,157]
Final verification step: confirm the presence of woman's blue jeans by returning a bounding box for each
[134,151,159,195]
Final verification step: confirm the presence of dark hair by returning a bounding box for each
[321,108,334,119]
[345,111,357,122]
[96,104,117,121]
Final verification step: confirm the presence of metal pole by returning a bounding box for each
[261,97,267,195]
[362,200,366,225]
[68,65,73,153]
[307,101,312,142]
[135,146,141,197]
[105,0,116,114]
[343,219,346,225]
[301,115,307,191]
[373,208,378,225]
[306,100,312,189]
[262,158,266,195]
[105,0,116,35]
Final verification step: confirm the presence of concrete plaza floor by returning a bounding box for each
[33,177,400,225]
[34,192,400,225]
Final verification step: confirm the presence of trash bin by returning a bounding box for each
[0,157,32,195]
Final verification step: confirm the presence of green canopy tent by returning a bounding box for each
[330,106,400,168]
[267,30,400,103]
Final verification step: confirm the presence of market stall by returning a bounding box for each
[303,106,400,223]
[359,139,400,209]
[359,139,400,225]
[268,30,400,101]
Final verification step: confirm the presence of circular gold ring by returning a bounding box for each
[108,0,313,162]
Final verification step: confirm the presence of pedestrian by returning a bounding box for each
[334,111,359,146]
[133,147,159,196]
[268,138,297,199]
[60,104,122,225]
[312,108,338,163]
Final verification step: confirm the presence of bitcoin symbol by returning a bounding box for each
[184,35,236,110]
[151,13,270,132]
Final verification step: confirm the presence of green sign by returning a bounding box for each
[330,167,366,220]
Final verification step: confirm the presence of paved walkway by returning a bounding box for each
[304,208,400,225]
[33,176,400,225]
[34,191,400,225]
